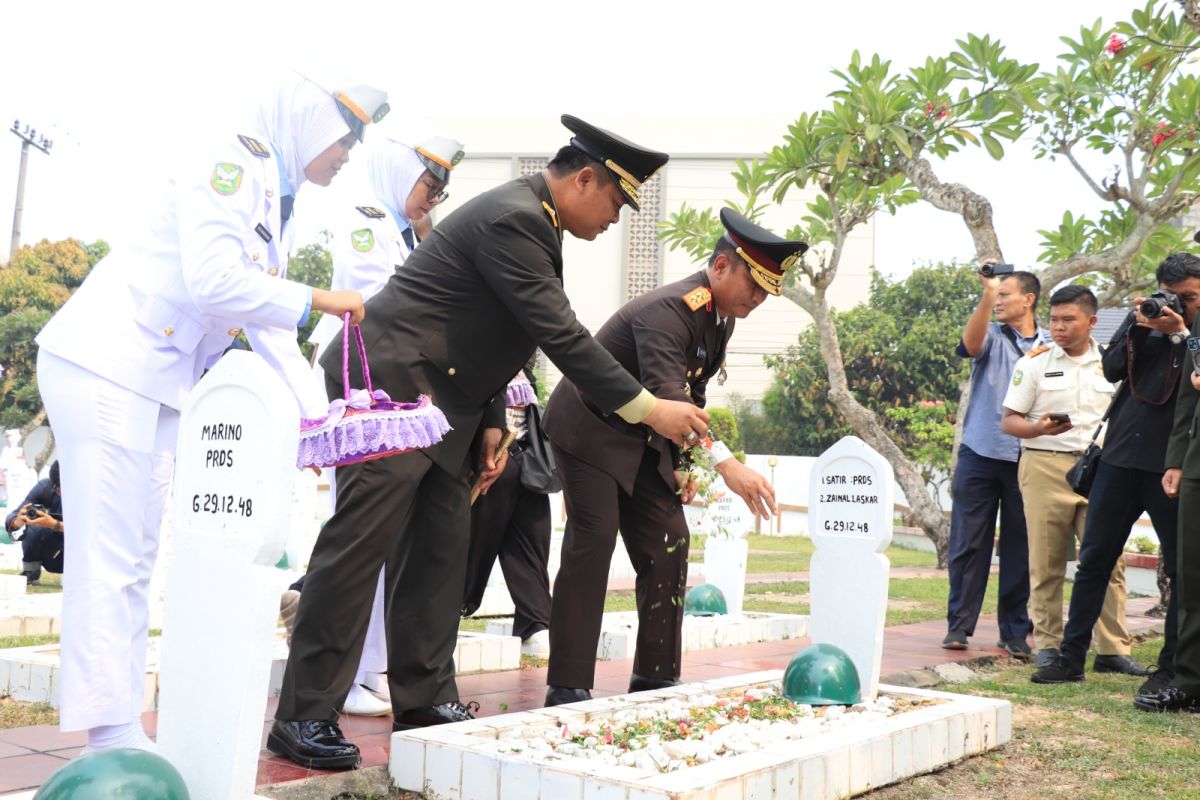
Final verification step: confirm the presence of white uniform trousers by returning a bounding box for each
[37,351,179,732]
[313,361,387,685]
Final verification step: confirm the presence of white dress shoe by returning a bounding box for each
[342,683,392,717]
[521,629,550,659]
[360,672,391,704]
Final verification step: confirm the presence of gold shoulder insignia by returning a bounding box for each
[542,201,559,229]
[237,134,270,159]
[682,286,712,312]
[356,206,387,219]
[1027,345,1051,358]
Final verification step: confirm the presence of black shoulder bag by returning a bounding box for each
[516,403,562,494]
[1065,384,1125,498]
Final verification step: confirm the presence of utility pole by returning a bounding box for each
[9,119,53,262]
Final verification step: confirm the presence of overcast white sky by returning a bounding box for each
[0,0,1154,278]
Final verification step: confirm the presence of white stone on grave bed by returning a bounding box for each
[390,672,1011,800]
[807,436,893,701]
[156,351,298,800]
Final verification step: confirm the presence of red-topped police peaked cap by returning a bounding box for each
[719,208,808,296]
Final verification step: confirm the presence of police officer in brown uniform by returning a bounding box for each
[542,209,800,706]
[270,116,711,770]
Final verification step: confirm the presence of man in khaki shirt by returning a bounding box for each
[1001,285,1140,670]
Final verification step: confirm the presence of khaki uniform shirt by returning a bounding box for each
[1001,339,1116,452]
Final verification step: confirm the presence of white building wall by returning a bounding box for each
[418,114,875,405]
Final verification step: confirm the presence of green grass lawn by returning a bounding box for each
[870,638,1200,800]
[689,533,940,574]
[742,575,1073,627]
[0,569,62,594]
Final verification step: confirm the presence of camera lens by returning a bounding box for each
[1140,298,1166,318]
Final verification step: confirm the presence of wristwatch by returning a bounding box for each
[1170,330,1187,345]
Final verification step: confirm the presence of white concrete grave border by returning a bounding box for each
[486,611,807,661]
[389,670,1010,800]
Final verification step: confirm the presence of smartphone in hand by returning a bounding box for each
[1047,412,1071,424]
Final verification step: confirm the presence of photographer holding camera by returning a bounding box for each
[4,461,65,585]
[1033,255,1199,689]
[944,263,1049,657]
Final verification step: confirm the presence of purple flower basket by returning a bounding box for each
[297,314,451,469]
[505,374,537,408]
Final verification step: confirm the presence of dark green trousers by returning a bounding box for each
[1175,478,1200,692]
[277,449,470,720]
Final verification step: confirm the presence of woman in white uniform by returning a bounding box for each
[34,75,388,752]
[304,131,465,716]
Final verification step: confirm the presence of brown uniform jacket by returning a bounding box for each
[543,270,733,493]
[319,174,644,472]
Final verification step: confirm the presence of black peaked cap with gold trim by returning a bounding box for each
[720,208,808,296]
[561,114,668,211]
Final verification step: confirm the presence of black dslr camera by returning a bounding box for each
[979,263,1015,278]
[1139,290,1183,319]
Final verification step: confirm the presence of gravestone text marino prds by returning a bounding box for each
[157,351,298,800]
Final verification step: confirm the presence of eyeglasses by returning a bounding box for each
[419,177,449,204]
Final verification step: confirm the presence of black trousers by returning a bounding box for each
[1060,462,1178,669]
[276,449,470,720]
[946,445,1032,641]
[21,526,64,573]
[1174,477,1200,693]
[547,446,689,690]
[462,453,552,640]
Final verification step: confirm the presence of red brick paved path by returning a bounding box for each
[0,596,1163,795]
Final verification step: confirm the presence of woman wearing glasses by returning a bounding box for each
[312,133,463,349]
[300,131,465,717]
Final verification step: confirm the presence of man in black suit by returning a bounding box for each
[269,116,711,770]
[541,209,803,706]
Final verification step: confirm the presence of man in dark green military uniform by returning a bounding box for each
[269,116,712,770]
[541,209,802,706]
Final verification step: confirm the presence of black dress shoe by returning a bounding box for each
[1033,647,1060,669]
[1094,654,1151,677]
[392,701,479,731]
[1134,685,1200,713]
[628,674,680,693]
[545,686,592,707]
[1030,655,1084,684]
[1137,665,1175,697]
[266,719,360,770]
[941,629,968,650]
[996,638,1032,660]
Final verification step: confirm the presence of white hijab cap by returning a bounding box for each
[255,74,351,192]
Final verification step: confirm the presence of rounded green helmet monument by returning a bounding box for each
[782,642,862,706]
[34,749,190,800]
[684,582,728,616]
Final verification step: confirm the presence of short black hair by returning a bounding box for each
[1002,271,1041,307]
[708,236,738,267]
[49,460,60,489]
[1156,252,1200,285]
[546,145,611,184]
[1050,284,1097,315]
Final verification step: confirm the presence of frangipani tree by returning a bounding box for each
[661,1,1199,562]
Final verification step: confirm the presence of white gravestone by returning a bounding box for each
[157,351,298,800]
[807,436,892,700]
[697,477,753,615]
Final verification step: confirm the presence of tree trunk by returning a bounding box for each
[1147,556,1171,618]
[805,291,951,566]
[19,407,52,474]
